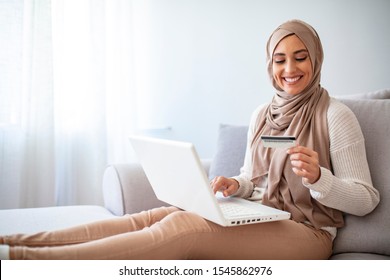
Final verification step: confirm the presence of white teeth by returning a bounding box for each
[284,76,300,83]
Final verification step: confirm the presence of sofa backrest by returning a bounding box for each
[209,98,390,256]
[332,99,390,256]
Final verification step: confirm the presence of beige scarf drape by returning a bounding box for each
[251,20,344,229]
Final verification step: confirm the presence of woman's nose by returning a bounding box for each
[285,60,296,73]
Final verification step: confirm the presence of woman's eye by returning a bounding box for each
[296,56,308,62]
[274,60,285,64]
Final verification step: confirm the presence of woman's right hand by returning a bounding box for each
[210,176,239,197]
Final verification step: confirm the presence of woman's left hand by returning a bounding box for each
[287,145,321,184]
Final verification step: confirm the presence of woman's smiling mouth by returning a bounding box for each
[284,76,302,83]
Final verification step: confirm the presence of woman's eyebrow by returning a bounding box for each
[273,49,308,57]
[294,49,308,55]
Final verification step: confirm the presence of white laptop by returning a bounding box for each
[129,135,291,227]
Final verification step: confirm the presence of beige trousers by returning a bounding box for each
[1,206,332,260]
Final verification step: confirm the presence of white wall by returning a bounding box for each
[131,0,390,158]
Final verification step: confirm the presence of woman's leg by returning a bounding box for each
[1,206,178,247]
[8,210,332,260]
[188,218,333,260]
[9,208,197,259]
[128,210,332,260]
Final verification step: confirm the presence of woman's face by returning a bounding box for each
[272,35,313,95]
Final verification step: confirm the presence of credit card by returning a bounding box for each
[261,136,296,148]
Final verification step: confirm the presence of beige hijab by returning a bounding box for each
[251,20,344,229]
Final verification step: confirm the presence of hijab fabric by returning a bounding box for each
[251,20,344,229]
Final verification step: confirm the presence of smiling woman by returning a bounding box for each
[0,19,380,261]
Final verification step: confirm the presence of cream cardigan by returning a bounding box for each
[232,98,380,238]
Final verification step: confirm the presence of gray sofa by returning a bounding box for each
[1,91,389,260]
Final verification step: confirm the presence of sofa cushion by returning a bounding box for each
[0,205,115,235]
[208,124,248,180]
[332,99,390,256]
[330,253,390,260]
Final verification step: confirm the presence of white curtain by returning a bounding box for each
[0,0,137,209]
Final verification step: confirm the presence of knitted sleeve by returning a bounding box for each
[304,98,380,216]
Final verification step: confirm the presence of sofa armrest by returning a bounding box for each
[102,160,212,216]
[102,163,168,216]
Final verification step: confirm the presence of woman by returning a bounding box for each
[0,19,380,260]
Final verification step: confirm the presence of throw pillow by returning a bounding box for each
[208,124,248,180]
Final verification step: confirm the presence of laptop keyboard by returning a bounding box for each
[219,201,263,218]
